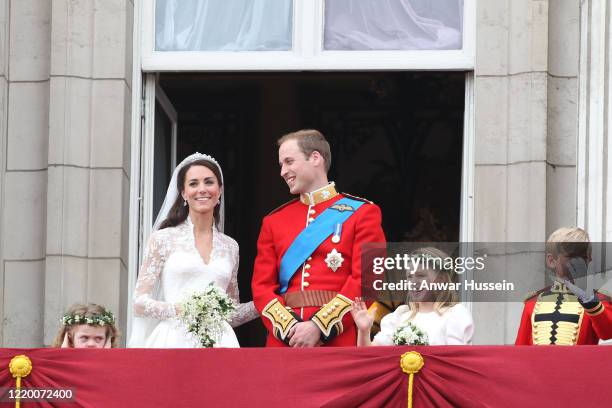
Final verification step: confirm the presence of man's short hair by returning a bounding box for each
[545,227,592,258]
[277,129,332,173]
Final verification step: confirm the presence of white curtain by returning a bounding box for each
[324,0,463,50]
[155,0,293,51]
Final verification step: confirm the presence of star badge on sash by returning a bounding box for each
[325,248,344,272]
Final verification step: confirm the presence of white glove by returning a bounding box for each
[567,257,588,280]
[564,279,595,303]
[553,275,595,305]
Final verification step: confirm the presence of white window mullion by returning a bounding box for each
[293,0,324,58]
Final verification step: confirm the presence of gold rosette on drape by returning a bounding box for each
[9,354,32,408]
[400,351,424,408]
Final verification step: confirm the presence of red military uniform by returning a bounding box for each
[515,281,612,345]
[252,183,385,347]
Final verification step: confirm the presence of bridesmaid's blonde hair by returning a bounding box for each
[405,247,459,320]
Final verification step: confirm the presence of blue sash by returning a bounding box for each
[279,197,365,294]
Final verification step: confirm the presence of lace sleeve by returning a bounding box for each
[227,242,259,328]
[133,232,178,320]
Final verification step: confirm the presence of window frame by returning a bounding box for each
[141,0,476,71]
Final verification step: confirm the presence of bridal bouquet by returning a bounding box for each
[178,283,236,348]
[392,322,429,346]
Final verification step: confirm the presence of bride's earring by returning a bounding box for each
[183,199,187,207]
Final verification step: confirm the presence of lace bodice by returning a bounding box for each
[133,218,258,328]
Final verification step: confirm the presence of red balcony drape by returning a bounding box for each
[1,346,611,407]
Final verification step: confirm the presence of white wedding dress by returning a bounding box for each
[129,217,258,348]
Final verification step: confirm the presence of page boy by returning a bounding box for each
[515,227,612,345]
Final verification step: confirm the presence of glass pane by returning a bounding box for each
[155,0,293,51]
[324,0,463,50]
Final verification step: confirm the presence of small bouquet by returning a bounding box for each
[392,322,429,346]
[178,283,236,348]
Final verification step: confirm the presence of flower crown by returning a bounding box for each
[61,309,116,327]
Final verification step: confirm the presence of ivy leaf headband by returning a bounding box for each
[61,309,116,327]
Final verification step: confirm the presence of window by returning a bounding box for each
[155,0,293,51]
[141,0,474,70]
[324,0,463,51]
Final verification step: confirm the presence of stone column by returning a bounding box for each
[577,0,612,300]
[577,0,612,242]
[547,0,580,233]
[0,0,51,347]
[43,0,133,345]
[472,0,550,344]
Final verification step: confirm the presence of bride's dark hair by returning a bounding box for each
[158,159,223,230]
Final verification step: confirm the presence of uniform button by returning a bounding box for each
[308,217,315,222]
[307,257,312,261]
[303,272,310,278]
[309,209,316,214]
[334,302,340,307]
[322,313,328,318]
[327,308,333,313]
[303,282,310,288]
[305,264,311,269]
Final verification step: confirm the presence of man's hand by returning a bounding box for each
[287,321,321,347]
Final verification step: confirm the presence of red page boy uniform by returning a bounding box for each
[516,281,612,345]
[252,183,385,347]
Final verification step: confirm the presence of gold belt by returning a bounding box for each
[283,290,337,308]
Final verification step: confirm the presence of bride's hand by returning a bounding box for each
[174,303,183,316]
[351,298,376,332]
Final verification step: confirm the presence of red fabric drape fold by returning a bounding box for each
[1,346,611,407]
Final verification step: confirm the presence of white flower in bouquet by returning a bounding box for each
[392,322,429,346]
[178,283,236,348]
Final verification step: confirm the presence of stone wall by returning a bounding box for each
[472,0,581,344]
[0,0,133,347]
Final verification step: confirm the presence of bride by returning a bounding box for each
[129,153,258,347]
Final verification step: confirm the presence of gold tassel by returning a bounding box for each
[400,351,424,408]
[9,355,32,408]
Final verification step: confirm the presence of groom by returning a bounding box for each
[252,129,386,347]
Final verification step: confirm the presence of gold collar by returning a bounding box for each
[300,183,339,206]
[551,281,571,294]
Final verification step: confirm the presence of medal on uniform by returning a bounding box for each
[331,223,342,243]
[325,248,344,272]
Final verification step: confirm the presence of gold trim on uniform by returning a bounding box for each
[551,281,570,293]
[262,298,298,340]
[300,183,339,206]
[341,192,373,204]
[311,294,352,337]
[585,302,605,316]
[530,291,583,345]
